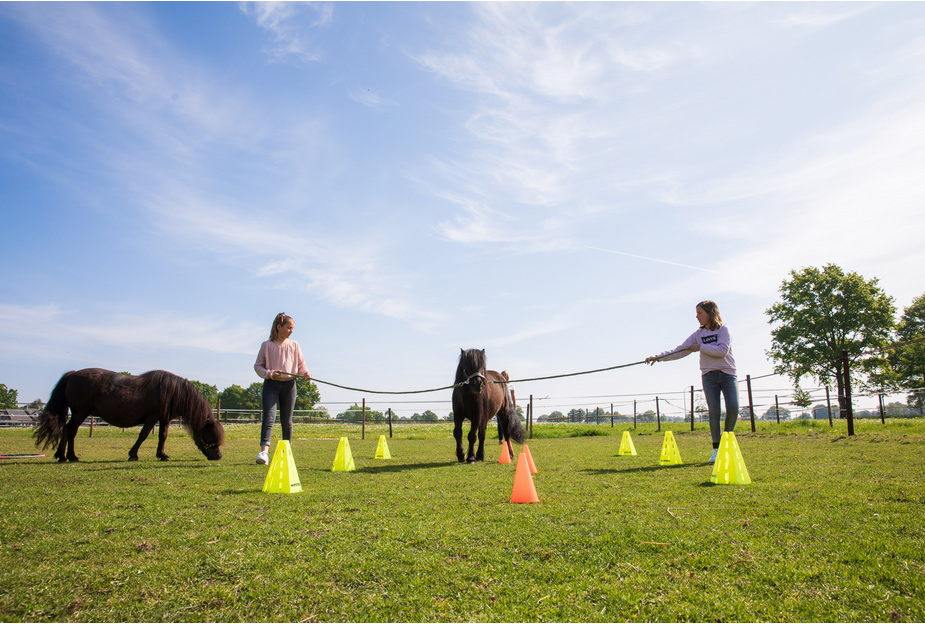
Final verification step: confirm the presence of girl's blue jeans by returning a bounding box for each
[702,370,739,447]
[260,378,296,447]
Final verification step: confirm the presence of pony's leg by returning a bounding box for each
[475,420,488,462]
[453,418,466,463]
[466,422,478,463]
[128,416,159,461]
[155,419,171,461]
[62,412,88,462]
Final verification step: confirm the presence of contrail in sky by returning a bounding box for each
[585,246,719,274]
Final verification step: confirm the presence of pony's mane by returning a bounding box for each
[139,371,214,431]
[455,349,486,384]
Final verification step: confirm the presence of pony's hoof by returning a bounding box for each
[56,457,67,464]
[128,456,139,462]
[466,457,476,464]
[159,455,170,462]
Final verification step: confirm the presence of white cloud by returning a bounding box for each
[348,88,398,111]
[239,1,332,63]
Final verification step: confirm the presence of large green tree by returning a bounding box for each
[890,293,925,410]
[219,384,260,410]
[766,264,895,417]
[189,380,218,407]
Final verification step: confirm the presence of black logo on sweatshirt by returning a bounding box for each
[701,334,718,344]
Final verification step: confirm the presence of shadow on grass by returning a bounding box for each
[339,460,454,474]
[582,461,712,475]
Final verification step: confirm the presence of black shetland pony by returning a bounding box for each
[452,349,525,463]
[34,368,224,462]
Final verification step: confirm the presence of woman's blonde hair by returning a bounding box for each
[269,312,293,341]
[697,300,723,330]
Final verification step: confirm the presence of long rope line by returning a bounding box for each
[286,348,689,396]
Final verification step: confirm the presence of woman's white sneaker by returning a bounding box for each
[256,450,269,465]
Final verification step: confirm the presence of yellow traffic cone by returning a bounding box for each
[659,431,683,465]
[711,431,751,485]
[332,437,356,472]
[618,431,637,456]
[374,435,392,459]
[262,440,302,494]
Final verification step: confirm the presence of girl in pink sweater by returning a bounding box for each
[254,313,312,464]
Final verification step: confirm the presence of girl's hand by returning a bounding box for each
[688,343,701,352]
[645,356,657,365]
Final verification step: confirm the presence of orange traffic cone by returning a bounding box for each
[510,452,540,503]
[523,444,538,474]
[498,441,511,464]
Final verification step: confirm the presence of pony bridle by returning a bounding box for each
[464,370,486,387]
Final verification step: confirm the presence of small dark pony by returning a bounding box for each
[452,348,525,463]
[34,368,225,462]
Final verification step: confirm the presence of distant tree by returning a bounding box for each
[766,264,895,418]
[0,384,18,409]
[246,382,263,406]
[310,405,331,419]
[695,399,709,422]
[27,399,45,410]
[220,384,259,410]
[792,386,813,410]
[337,404,384,422]
[189,380,218,406]
[888,293,925,410]
[763,405,791,421]
[548,410,564,422]
[295,379,321,410]
[638,409,656,422]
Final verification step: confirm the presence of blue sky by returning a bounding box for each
[1,2,923,418]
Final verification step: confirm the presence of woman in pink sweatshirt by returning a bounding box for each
[645,300,738,463]
[254,313,312,465]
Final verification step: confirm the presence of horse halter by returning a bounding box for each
[463,369,486,386]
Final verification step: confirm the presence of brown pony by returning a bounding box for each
[34,368,224,462]
[452,348,525,463]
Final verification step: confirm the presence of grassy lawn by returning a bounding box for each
[1,420,923,622]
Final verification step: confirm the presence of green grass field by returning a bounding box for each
[1,420,923,622]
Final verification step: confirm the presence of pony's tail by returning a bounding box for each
[501,372,526,444]
[33,372,71,450]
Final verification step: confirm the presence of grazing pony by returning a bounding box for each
[452,348,525,463]
[34,368,224,462]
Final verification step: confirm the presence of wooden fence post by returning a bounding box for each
[529,394,534,439]
[879,393,885,424]
[825,387,833,427]
[690,385,695,431]
[633,400,637,429]
[656,396,661,432]
[388,407,393,438]
[775,394,781,424]
[842,351,855,436]
[746,374,756,432]
[362,398,366,440]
